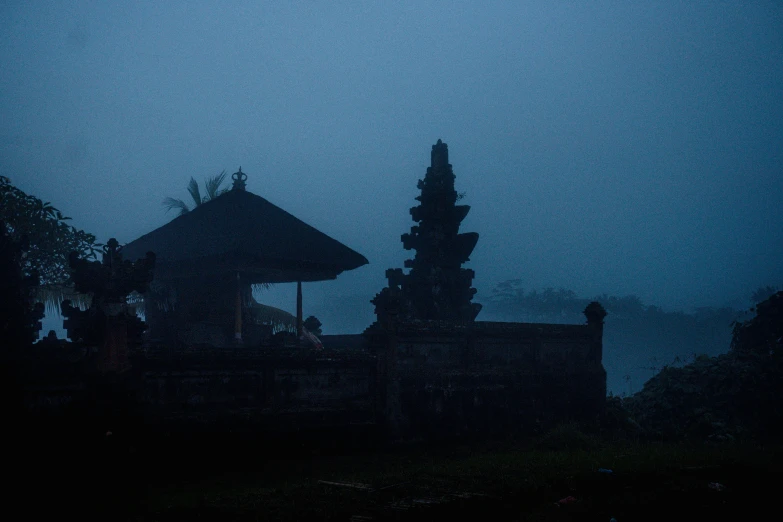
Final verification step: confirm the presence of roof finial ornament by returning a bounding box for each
[231,166,247,191]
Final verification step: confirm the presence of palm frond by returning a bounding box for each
[127,291,146,315]
[251,283,273,299]
[251,302,298,334]
[204,170,228,201]
[187,177,202,207]
[35,284,92,315]
[162,197,190,216]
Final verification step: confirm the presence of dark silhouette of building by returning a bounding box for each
[373,139,481,323]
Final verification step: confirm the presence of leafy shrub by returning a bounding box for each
[533,421,601,451]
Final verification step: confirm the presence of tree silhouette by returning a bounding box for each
[0,175,99,311]
[751,285,779,306]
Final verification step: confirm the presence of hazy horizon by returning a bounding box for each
[3,2,781,333]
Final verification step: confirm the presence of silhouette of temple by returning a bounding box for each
[16,142,608,444]
[120,168,368,347]
[373,139,481,323]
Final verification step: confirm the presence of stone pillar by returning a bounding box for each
[101,305,130,373]
[584,301,608,410]
[382,302,403,438]
[584,301,607,365]
[369,290,405,439]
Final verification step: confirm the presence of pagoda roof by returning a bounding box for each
[121,172,368,283]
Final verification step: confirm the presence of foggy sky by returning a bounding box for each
[2,1,782,332]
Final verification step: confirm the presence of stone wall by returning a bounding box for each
[367,319,606,439]
[19,315,605,442]
[135,345,377,431]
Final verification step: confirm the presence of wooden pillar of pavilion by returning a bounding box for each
[234,272,242,343]
[296,280,303,343]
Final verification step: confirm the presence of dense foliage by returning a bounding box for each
[0,221,45,348]
[732,290,782,356]
[0,176,100,287]
[621,291,783,442]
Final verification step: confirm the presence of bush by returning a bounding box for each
[533,421,602,451]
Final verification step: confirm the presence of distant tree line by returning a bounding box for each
[486,279,756,324]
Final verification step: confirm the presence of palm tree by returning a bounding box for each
[162,170,229,216]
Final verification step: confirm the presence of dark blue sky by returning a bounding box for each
[2,1,781,331]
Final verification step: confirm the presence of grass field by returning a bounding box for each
[16,427,782,521]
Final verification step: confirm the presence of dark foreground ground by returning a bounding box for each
[12,427,782,521]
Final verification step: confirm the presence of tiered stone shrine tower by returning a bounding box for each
[373,139,481,323]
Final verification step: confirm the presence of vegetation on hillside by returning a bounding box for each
[621,290,783,443]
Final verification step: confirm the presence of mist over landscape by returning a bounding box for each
[2,2,781,395]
